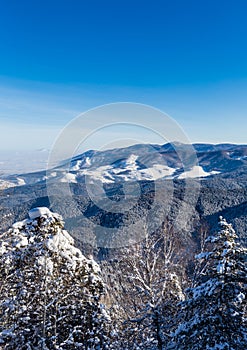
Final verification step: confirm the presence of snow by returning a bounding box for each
[80,162,220,183]
[236,292,245,303]
[2,213,12,219]
[12,219,31,229]
[228,152,247,161]
[70,157,91,170]
[83,165,115,184]
[14,235,29,249]
[178,165,220,179]
[85,156,91,166]
[139,164,175,180]
[37,256,54,274]
[0,179,16,190]
[80,161,176,183]
[216,260,226,274]
[0,242,8,255]
[0,178,25,189]
[28,207,52,220]
[70,160,83,171]
[0,149,225,188]
[124,154,138,166]
[60,172,77,183]
[222,248,230,257]
[43,171,57,180]
[192,278,220,299]
[1,207,100,276]
[17,177,26,186]
[0,207,111,348]
[195,251,212,260]
[235,156,247,160]
[45,229,87,270]
[21,207,98,272]
[223,240,233,248]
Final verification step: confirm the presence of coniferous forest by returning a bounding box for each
[0,208,246,349]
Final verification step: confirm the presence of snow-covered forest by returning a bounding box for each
[0,208,246,349]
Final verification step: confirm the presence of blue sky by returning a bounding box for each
[0,0,247,151]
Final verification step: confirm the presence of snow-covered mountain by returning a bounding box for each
[0,143,247,247]
[65,153,219,184]
[1,143,246,188]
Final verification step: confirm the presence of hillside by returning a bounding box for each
[0,143,247,254]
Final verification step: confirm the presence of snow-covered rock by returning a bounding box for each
[28,207,53,220]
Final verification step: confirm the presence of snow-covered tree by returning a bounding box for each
[0,207,113,349]
[170,216,247,350]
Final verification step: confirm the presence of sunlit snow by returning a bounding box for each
[178,165,220,179]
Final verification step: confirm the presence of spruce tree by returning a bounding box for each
[0,207,112,349]
[170,217,247,350]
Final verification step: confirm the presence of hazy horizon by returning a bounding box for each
[1,140,246,176]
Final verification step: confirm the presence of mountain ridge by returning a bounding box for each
[0,143,247,248]
[1,143,247,189]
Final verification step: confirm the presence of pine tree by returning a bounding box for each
[0,207,113,349]
[170,217,247,350]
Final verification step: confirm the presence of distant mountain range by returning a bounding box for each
[0,143,247,252]
[1,143,247,189]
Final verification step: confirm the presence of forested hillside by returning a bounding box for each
[0,208,246,349]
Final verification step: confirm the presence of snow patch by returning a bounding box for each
[16,178,26,186]
[0,179,16,190]
[70,160,83,171]
[236,292,245,303]
[60,172,77,183]
[140,164,175,180]
[178,166,220,179]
